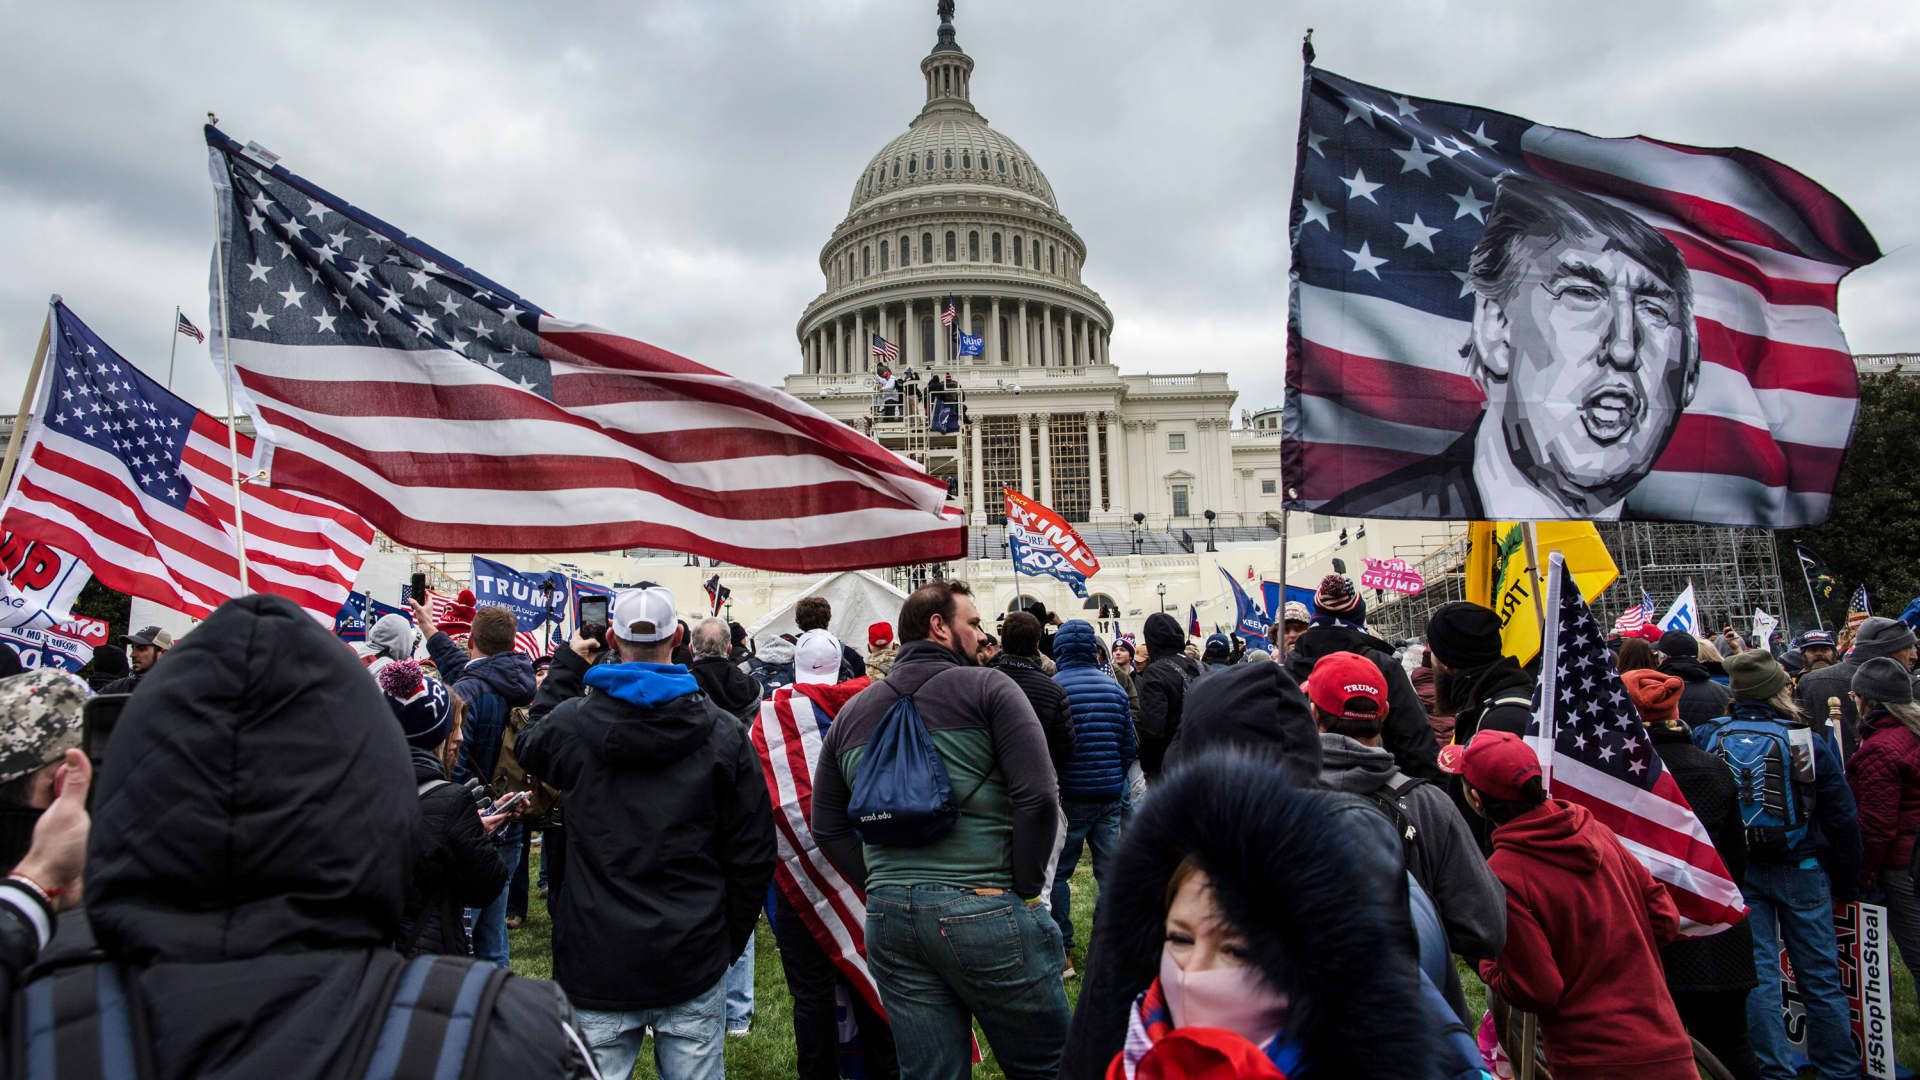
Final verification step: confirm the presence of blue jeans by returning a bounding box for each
[1742,861,1856,1080]
[467,823,520,967]
[1049,798,1123,954]
[576,975,725,1080]
[724,931,755,1030]
[865,884,1070,1080]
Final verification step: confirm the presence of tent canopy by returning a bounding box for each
[748,570,908,652]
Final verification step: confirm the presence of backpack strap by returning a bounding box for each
[418,779,455,798]
[358,955,507,1080]
[19,961,152,1080]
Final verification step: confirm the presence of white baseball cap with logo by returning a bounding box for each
[794,629,843,685]
[610,586,678,644]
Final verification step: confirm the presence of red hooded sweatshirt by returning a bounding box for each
[1476,799,1694,1080]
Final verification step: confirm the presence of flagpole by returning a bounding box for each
[1794,544,1825,630]
[1275,506,1291,662]
[166,306,182,390]
[0,304,54,502]
[208,169,252,594]
[1520,522,1548,631]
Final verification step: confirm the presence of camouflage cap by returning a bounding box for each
[0,669,88,785]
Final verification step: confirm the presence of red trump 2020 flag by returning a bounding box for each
[1287,67,1879,526]
[205,127,962,570]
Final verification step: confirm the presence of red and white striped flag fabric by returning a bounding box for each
[1612,590,1655,636]
[749,682,888,1019]
[1533,555,1747,935]
[205,128,963,571]
[2,301,373,624]
[1288,67,1879,527]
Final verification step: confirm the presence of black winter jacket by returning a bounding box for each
[67,595,593,1080]
[399,747,510,957]
[1135,613,1201,780]
[1647,726,1757,994]
[1659,658,1733,732]
[1285,623,1442,780]
[518,645,776,1012]
[1447,659,1537,743]
[988,653,1075,776]
[1063,750,1432,1079]
[688,655,763,722]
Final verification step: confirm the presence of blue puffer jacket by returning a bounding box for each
[1052,620,1136,801]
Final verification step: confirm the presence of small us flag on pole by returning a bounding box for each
[1612,589,1655,635]
[174,311,205,344]
[1533,553,1747,935]
[939,296,957,327]
[869,334,899,362]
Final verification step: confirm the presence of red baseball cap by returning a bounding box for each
[1441,729,1543,800]
[868,621,895,649]
[1306,651,1388,721]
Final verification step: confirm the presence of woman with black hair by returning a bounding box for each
[1062,748,1432,1078]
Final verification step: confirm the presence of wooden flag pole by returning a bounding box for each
[0,304,55,503]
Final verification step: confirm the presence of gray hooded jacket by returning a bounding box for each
[1318,732,1506,961]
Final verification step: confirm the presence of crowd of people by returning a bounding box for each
[0,571,1913,1079]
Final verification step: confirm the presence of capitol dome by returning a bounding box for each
[796,3,1110,381]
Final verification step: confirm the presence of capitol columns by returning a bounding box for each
[854,309,865,374]
[1105,411,1124,513]
[1086,411,1105,514]
[1041,306,1054,367]
[1037,413,1054,505]
[989,297,1002,365]
[831,321,843,376]
[1016,412,1034,497]
[1016,300,1029,366]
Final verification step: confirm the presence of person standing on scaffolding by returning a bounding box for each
[874,364,900,422]
[899,363,921,418]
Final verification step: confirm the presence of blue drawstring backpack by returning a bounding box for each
[848,681,986,847]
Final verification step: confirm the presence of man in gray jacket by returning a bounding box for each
[1306,650,1506,1021]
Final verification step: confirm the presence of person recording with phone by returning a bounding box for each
[380,658,513,958]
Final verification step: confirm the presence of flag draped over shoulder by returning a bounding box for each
[204,128,963,570]
[1465,522,1617,665]
[1532,556,1748,935]
[750,682,886,1018]
[2,300,371,624]
[1286,66,1878,527]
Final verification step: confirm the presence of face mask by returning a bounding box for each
[1158,945,1289,1048]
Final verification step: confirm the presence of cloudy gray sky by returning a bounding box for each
[3,0,1916,418]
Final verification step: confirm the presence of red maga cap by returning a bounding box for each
[1306,650,1387,720]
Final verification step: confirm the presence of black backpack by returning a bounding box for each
[13,952,508,1080]
[1359,773,1428,867]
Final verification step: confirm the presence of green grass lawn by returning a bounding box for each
[511,850,1920,1079]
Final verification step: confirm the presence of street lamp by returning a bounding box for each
[1131,511,1145,555]
[1203,509,1217,552]
[1156,582,1168,612]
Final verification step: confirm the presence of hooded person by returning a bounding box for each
[50,594,595,1079]
[1134,611,1203,781]
[753,630,898,1078]
[379,658,511,958]
[1286,575,1442,781]
[1307,652,1507,1009]
[1797,615,1918,758]
[1656,631,1733,730]
[750,633,798,693]
[1061,748,1433,1079]
[517,585,775,1079]
[358,611,417,675]
[1451,730,1697,1080]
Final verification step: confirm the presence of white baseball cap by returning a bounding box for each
[794,629,843,685]
[610,586,678,644]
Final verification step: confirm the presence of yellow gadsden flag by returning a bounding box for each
[1464,522,1618,665]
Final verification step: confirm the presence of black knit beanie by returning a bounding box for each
[1425,601,1504,670]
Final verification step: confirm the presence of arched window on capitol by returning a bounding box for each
[945,231,957,261]
[945,151,954,170]
[923,233,933,263]
[880,240,889,272]
[1013,234,1023,267]
[991,233,1002,263]
[968,231,980,261]
[863,246,872,275]
[900,235,911,266]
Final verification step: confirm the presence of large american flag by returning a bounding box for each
[749,684,887,1019]
[1533,555,1747,935]
[2,301,372,623]
[1288,67,1879,527]
[204,128,963,571]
